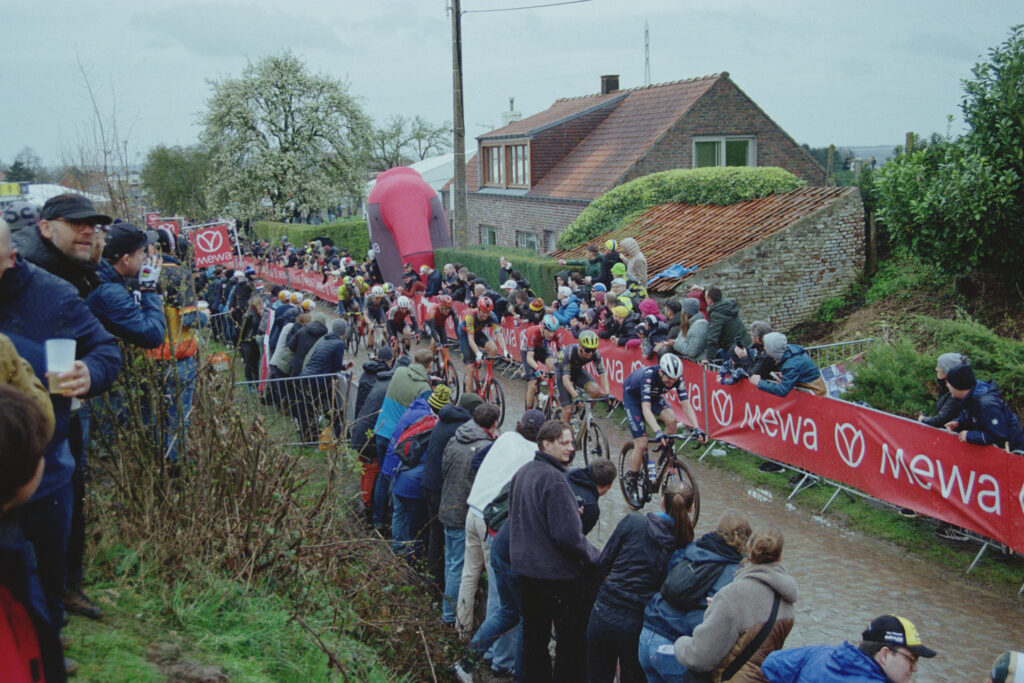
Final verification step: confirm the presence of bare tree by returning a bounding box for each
[409,116,452,161]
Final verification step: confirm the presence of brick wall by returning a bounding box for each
[465,192,589,249]
[671,189,865,331]
[621,77,827,186]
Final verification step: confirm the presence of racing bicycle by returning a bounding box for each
[470,355,507,427]
[619,431,702,524]
[431,341,461,402]
[570,395,613,465]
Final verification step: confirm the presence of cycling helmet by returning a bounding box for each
[397,295,413,310]
[542,314,559,331]
[355,275,365,284]
[477,296,494,314]
[659,353,683,380]
[370,285,384,297]
[437,294,453,307]
[383,282,395,294]
[579,330,599,349]
[343,275,353,285]
[289,292,301,304]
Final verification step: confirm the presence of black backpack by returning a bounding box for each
[660,560,727,612]
[483,482,512,534]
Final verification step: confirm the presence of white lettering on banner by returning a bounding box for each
[712,389,733,426]
[742,402,819,451]
[1018,484,1024,516]
[688,383,702,412]
[606,358,625,385]
[630,359,645,374]
[833,423,866,468]
[880,444,1001,514]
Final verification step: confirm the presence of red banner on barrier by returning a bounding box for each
[193,225,234,267]
[231,256,1024,554]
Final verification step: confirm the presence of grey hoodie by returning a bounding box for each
[439,421,494,528]
[675,560,798,678]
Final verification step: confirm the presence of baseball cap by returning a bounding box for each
[103,220,155,261]
[420,264,430,274]
[592,283,607,292]
[861,615,936,658]
[518,409,546,433]
[501,279,517,290]
[39,194,112,224]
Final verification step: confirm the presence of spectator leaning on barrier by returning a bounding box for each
[553,285,581,326]
[944,364,1024,451]
[917,353,968,428]
[762,614,936,683]
[422,264,443,296]
[704,286,751,362]
[673,297,708,362]
[735,321,778,378]
[751,332,827,397]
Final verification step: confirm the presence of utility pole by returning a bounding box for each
[450,0,468,247]
[644,21,651,85]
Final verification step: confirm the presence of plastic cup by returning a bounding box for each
[45,338,76,394]
[197,301,210,313]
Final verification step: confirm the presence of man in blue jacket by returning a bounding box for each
[944,363,1024,451]
[751,332,826,397]
[762,614,936,683]
[87,221,166,349]
[0,220,121,651]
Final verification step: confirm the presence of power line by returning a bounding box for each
[463,0,593,14]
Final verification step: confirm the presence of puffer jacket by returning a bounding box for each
[643,532,743,640]
[674,313,708,362]
[300,334,346,376]
[422,403,474,494]
[762,641,890,682]
[593,512,678,627]
[919,382,963,428]
[705,298,750,361]
[675,561,798,683]
[354,358,392,415]
[288,320,328,377]
[954,380,1024,450]
[439,421,494,528]
[86,260,166,348]
[756,345,826,397]
[553,294,580,325]
[373,362,432,441]
[619,237,648,286]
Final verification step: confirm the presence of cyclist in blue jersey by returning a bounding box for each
[621,353,705,499]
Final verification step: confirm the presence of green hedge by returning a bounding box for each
[556,167,805,249]
[434,246,561,302]
[844,314,1024,417]
[252,218,370,257]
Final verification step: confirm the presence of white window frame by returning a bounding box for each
[515,230,539,251]
[692,136,757,168]
[480,224,497,245]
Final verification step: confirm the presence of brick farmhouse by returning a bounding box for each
[444,72,826,250]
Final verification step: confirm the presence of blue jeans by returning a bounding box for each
[638,627,688,683]
[162,356,197,462]
[19,479,74,630]
[471,542,520,672]
[394,495,427,560]
[442,527,466,624]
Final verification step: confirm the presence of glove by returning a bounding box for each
[694,428,707,441]
[654,430,666,443]
[476,351,484,362]
[138,255,162,289]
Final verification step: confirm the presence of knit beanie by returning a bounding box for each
[612,306,629,318]
[762,332,788,360]
[428,384,451,411]
[681,298,700,317]
[946,363,976,391]
[458,392,484,411]
[936,352,964,374]
[329,318,348,337]
[529,298,545,312]
[990,651,1023,683]
[611,262,627,276]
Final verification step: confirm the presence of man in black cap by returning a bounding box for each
[762,614,937,682]
[944,363,1024,451]
[86,221,166,349]
[13,193,112,297]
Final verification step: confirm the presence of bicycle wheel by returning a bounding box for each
[485,378,506,427]
[581,419,609,466]
[445,360,461,402]
[666,457,701,527]
[617,442,646,511]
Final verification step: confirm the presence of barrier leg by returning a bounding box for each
[787,473,818,499]
[966,542,990,574]
[820,485,844,513]
[697,442,717,462]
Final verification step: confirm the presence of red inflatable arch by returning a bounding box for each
[366,166,451,284]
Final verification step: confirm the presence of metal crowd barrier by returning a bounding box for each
[232,371,354,447]
[804,337,875,368]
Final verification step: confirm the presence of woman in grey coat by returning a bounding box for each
[672,298,708,362]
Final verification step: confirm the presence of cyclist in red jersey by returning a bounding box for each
[522,313,561,410]
[456,296,509,393]
[423,295,458,352]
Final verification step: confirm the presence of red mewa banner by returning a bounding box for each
[193,225,234,267]
[233,257,1024,554]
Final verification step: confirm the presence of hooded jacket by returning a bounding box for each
[673,312,708,362]
[600,312,640,345]
[301,333,346,376]
[567,466,602,535]
[705,298,751,361]
[954,380,1024,450]
[594,512,679,626]
[422,403,474,494]
[85,260,166,349]
[383,395,435,477]
[350,368,395,459]
[466,431,536,516]
[643,531,743,640]
[354,358,392,415]
[439,421,494,528]
[552,293,580,325]
[619,237,648,287]
[756,344,826,397]
[508,451,601,580]
[373,362,432,441]
[675,561,798,682]
[288,319,328,377]
[762,641,891,683]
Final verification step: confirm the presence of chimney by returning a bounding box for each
[501,96,521,126]
[600,74,619,95]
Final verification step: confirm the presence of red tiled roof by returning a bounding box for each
[528,75,723,200]
[479,91,625,139]
[553,186,855,292]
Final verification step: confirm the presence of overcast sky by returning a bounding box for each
[4,0,1021,168]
